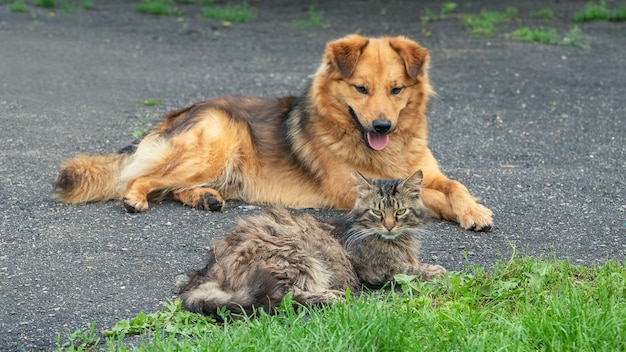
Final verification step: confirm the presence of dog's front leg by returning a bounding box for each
[421,173,493,231]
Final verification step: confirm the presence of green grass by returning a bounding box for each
[8,0,95,14]
[505,25,589,48]
[54,255,626,351]
[9,0,27,12]
[573,0,626,22]
[131,118,152,138]
[421,2,457,23]
[58,0,94,13]
[289,5,329,28]
[129,101,162,138]
[463,7,518,37]
[134,0,183,16]
[530,7,554,20]
[175,0,215,4]
[561,25,590,49]
[34,0,55,8]
[201,1,255,23]
[506,27,559,45]
[141,98,164,107]
[81,0,93,10]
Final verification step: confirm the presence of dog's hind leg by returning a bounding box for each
[122,171,229,213]
[121,157,232,213]
[120,110,247,213]
[172,188,225,211]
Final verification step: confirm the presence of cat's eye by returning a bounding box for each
[354,85,369,95]
[391,87,403,95]
[395,209,407,216]
[371,209,382,216]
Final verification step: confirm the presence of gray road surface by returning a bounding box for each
[1,1,625,350]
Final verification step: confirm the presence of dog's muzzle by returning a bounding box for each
[348,106,391,151]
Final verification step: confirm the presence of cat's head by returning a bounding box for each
[348,170,429,240]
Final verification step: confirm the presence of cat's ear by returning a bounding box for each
[353,171,376,194]
[399,170,424,198]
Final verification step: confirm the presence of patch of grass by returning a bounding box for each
[55,256,626,351]
[134,0,183,16]
[561,25,589,48]
[421,2,457,23]
[176,0,215,4]
[573,0,626,22]
[609,6,626,21]
[142,98,164,107]
[464,7,518,37]
[55,322,100,351]
[506,27,559,45]
[9,0,27,12]
[34,0,55,8]
[80,0,93,10]
[58,0,94,13]
[573,1,611,21]
[130,101,162,138]
[505,25,589,48]
[506,25,589,48]
[131,121,152,138]
[289,5,329,28]
[201,1,255,23]
[530,7,554,20]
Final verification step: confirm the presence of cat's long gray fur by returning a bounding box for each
[176,170,445,318]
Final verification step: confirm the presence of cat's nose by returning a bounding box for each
[383,217,395,231]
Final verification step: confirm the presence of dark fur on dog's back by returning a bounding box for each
[53,34,493,231]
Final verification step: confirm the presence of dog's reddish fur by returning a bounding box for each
[54,35,493,231]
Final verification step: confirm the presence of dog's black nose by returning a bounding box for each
[372,119,392,134]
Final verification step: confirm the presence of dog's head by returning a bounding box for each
[316,34,432,151]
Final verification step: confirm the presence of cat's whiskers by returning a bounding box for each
[403,227,431,237]
[343,227,378,250]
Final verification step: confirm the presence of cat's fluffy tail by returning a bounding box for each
[177,264,286,319]
[53,152,130,203]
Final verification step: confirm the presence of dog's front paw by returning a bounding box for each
[459,203,493,232]
[122,196,149,213]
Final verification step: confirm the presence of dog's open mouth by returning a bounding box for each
[349,106,391,151]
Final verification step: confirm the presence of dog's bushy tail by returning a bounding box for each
[53,152,130,204]
[178,264,286,320]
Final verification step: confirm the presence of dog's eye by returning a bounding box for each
[354,85,369,95]
[391,87,403,95]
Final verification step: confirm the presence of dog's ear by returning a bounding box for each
[389,37,430,80]
[325,34,370,78]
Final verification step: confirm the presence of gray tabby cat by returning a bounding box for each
[176,170,445,317]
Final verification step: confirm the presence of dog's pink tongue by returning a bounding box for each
[367,132,389,151]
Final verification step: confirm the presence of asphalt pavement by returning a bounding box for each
[1,1,625,350]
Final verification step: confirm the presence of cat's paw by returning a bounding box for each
[459,203,493,232]
[424,264,446,279]
[173,274,190,294]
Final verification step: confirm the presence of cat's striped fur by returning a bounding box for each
[175,171,445,318]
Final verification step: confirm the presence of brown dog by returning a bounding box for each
[54,34,493,231]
